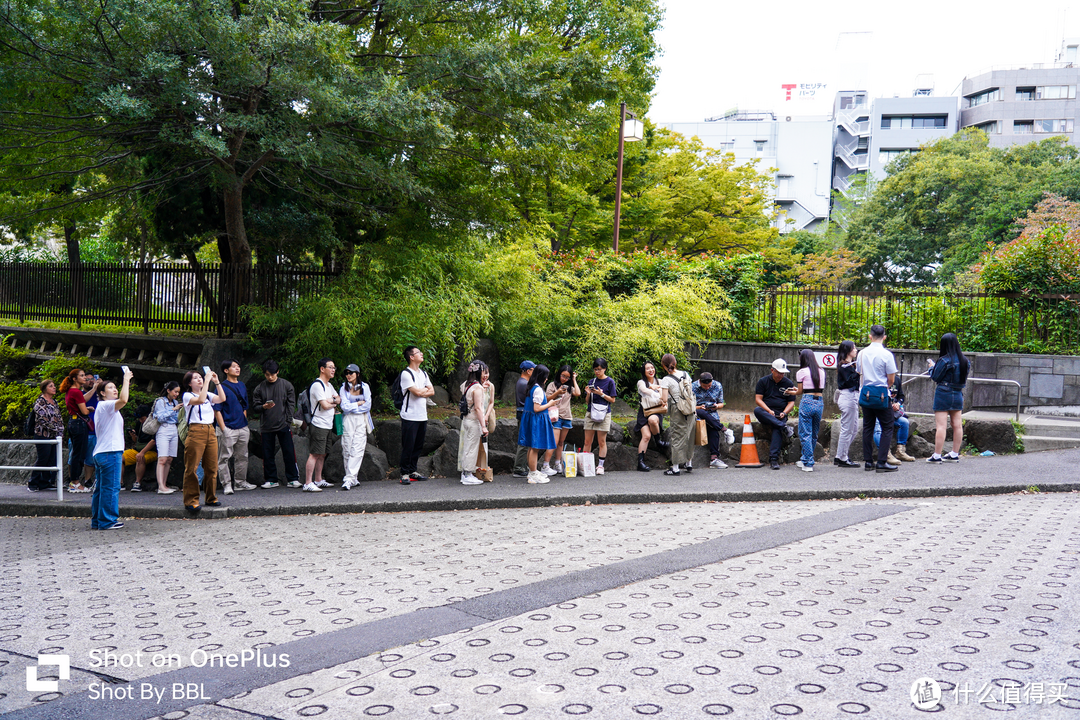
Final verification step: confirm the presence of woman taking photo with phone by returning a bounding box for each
[544,365,580,475]
[150,382,181,494]
[181,369,227,514]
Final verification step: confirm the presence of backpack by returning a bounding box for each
[297,380,321,430]
[23,404,36,437]
[177,404,189,444]
[675,371,695,416]
[391,369,416,412]
[459,381,478,419]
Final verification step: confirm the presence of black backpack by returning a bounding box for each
[459,381,478,419]
[23,406,36,437]
[297,380,320,430]
[391,369,416,412]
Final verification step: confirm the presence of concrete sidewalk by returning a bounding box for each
[1,447,1075,519]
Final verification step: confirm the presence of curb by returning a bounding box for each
[1,482,1076,520]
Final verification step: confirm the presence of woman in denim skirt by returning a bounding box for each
[926,333,969,463]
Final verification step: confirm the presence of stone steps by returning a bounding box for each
[1019,435,1080,453]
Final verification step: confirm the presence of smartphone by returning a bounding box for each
[93,374,100,380]
[120,366,129,376]
[264,401,275,408]
[203,365,213,379]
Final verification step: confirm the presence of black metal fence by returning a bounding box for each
[732,288,1080,353]
[0,262,340,337]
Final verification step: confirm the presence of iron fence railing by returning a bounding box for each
[0,263,340,337]
[729,288,1080,353]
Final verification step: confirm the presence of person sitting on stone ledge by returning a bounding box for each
[753,359,796,470]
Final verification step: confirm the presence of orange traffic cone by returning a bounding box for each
[736,414,765,468]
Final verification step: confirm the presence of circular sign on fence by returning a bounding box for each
[816,352,837,368]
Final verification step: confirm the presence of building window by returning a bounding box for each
[857,137,869,149]
[754,140,766,152]
[975,121,1000,135]
[881,115,948,129]
[1016,87,1035,101]
[719,141,734,150]
[878,149,914,165]
[1014,121,1034,134]
[967,88,1000,107]
[1036,85,1076,99]
[1034,119,1075,133]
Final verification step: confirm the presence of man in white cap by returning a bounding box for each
[753,359,797,470]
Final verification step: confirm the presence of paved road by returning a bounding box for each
[1,448,1076,520]
[1,491,1077,718]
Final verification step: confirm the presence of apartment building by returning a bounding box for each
[960,39,1080,148]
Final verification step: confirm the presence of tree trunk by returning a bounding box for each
[183,248,219,320]
[223,183,252,297]
[64,220,84,326]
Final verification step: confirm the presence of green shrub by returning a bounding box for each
[29,356,108,385]
[0,335,32,380]
[0,381,39,438]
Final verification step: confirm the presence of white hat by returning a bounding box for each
[771,358,789,373]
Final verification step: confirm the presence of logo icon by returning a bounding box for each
[26,654,70,693]
[910,677,942,710]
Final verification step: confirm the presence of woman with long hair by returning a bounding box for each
[59,368,100,493]
[151,382,181,494]
[794,349,826,472]
[833,340,860,468]
[518,364,563,484]
[634,361,669,472]
[544,364,580,475]
[659,354,694,476]
[583,358,616,475]
[927,332,969,463]
[339,365,374,490]
[458,360,489,485]
[181,369,226,514]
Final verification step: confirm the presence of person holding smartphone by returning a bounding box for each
[181,368,227,514]
[692,372,728,469]
[252,359,299,489]
[544,365,580,475]
[753,359,796,470]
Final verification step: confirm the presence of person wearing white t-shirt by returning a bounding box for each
[856,324,899,473]
[182,369,227,515]
[398,346,434,485]
[90,368,133,530]
[303,358,340,492]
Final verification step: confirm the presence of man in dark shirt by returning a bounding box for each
[753,359,796,470]
[251,359,300,489]
[512,361,535,478]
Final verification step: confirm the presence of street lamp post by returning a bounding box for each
[613,102,643,253]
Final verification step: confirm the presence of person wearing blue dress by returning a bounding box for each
[518,364,564,484]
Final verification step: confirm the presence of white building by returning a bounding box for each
[664,110,834,233]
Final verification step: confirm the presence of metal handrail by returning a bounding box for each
[902,374,1022,422]
[0,436,65,501]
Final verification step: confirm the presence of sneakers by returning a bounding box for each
[409,473,429,482]
[801,464,814,472]
[795,460,804,468]
[527,471,550,484]
[512,470,529,478]
[302,483,322,492]
[553,461,563,474]
[461,473,483,485]
[223,484,234,495]
[130,484,143,492]
[235,481,258,491]
[287,480,303,488]
[709,458,728,469]
[261,481,280,489]
[927,454,943,464]
[340,479,357,491]
[314,479,331,488]
[596,466,605,476]
[27,486,40,492]
[68,483,90,493]
[944,452,961,462]
[105,521,124,530]
[683,464,692,474]
[784,425,794,438]
[541,464,557,477]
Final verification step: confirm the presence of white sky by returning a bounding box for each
[649,0,1080,122]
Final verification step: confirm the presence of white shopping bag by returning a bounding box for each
[577,451,596,477]
[563,445,578,478]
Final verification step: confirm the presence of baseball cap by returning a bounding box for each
[519,360,536,370]
[345,364,360,373]
[771,359,789,373]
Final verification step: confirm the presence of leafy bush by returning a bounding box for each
[0,380,38,438]
[30,355,108,385]
[0,335,31,380]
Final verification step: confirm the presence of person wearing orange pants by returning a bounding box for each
[181,369,227,515]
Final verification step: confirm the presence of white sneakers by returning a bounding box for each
[595,466,605,475]
[235,481,258,491]
[340,479,358,491]
[709,458,728,469]
[314,479,331,488]
[222,484,234,495]
[302,483,322,492]
[541,464,557,476]
[527,471,550,484]
[461,473,483,485]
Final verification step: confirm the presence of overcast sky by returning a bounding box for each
[649,0,1080,122]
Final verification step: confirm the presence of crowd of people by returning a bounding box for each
[22,326,970,528]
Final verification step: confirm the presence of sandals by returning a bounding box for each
[67,484,90,493]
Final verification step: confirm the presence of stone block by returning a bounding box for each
[994,356,1021,366]
[486,450,516,475]
[361,446,390,482]
[501,372,520,406]
[996,366,1029,385]
[972,355,998,374]
[489,418,521,454]
[1029,373,1064,399]
[1019,357,1054,367]
[431,385,450,407]
[374,419,400,456]
[600,442,638,472]
[972,383,1012,408]
[963,419,1017,454]
[1053,357,1080,375]
[444,415,461,430]
[431,429,460,477]
[610,398,634,417]
[422,420,449,453]
[905,434,933,458]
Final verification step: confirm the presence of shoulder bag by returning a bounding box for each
[858,385,890,410]
[142,400,161,436]
[675,372,695,416]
